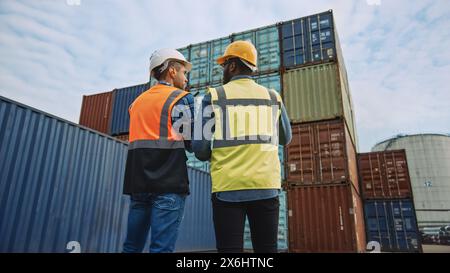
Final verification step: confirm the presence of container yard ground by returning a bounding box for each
[422,245,450,253]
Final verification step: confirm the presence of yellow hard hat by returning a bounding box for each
[216,40,258,68]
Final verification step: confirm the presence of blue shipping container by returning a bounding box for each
[109,82,152,136]
[0,96,215,252]
[281,10,338,68]
[364,199,422,253]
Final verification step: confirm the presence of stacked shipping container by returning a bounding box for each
[77,10,364,252]
[282,11,365,252]
[358,150,422,252]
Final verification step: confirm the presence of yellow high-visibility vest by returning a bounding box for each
[209,78,282,193]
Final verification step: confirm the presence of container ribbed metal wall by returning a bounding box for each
[372,134,450,227]
[0,96,129,252]
[364,199,422,252]
[0,96,215,253]
[280,10,338,67]
[109,82,151,136]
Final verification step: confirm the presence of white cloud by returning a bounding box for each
[0,0,449,152]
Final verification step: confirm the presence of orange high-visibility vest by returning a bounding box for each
[123,84,190,195]
[129,84,188,143]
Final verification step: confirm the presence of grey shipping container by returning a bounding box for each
[109,82,152,136]
[0,96,215,252]
[364,199,422,253]
[283,62,358,149]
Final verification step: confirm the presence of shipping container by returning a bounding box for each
[283,62,358,148]
[287,184,366,253]
[186,152,210,172]
[358,150,413,200]
[188,42,211,87]
[255,73,281,94]
[244,191,288,251]
[109,82,152,136]
[364,199,422,252]
[0,96,216,252]
[177,24,280,88]
[209,38,231,84]
[286,119,359,193]
[175,168,216,252]
[233,25,280,73]
[178,46,190,61]
[79,91,114,134]
[280,10,341,68]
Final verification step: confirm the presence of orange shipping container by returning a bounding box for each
[285,119,359,193]
[79,91,114,134]
[287,184,366,253]
[357,150,413,200]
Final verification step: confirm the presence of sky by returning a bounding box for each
[0,0,449,152]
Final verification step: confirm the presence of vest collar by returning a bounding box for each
[230,75,253,82]
[158,80,172,87]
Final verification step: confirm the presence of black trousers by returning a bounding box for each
[211,194,279,253]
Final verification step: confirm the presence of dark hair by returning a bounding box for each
[153,60,183,81]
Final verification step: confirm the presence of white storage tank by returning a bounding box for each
[372,134,450,228]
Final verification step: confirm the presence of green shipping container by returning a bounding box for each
[189,42,211,87]
[233,25,280,74]
[283,62,358,149]
[210,38,231,84]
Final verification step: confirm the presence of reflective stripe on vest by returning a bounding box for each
[212,85,280,148]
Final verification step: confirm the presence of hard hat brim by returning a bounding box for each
[216,56,227,65]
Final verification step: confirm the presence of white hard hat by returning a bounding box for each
[149,48,192,77]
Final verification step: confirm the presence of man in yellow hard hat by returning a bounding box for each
[192,40,292,253]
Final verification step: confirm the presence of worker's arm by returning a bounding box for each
[172,93,195,153]
[192,93,213,161]
[279,101,292,146]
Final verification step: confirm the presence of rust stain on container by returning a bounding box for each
[287,184,366,253]
[358,150,413,200]
[286,119,359,193]
[79,91,114,134]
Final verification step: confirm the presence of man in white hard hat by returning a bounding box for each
[122,48,194,253]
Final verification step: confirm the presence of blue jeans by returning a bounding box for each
[122,193,186,253]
